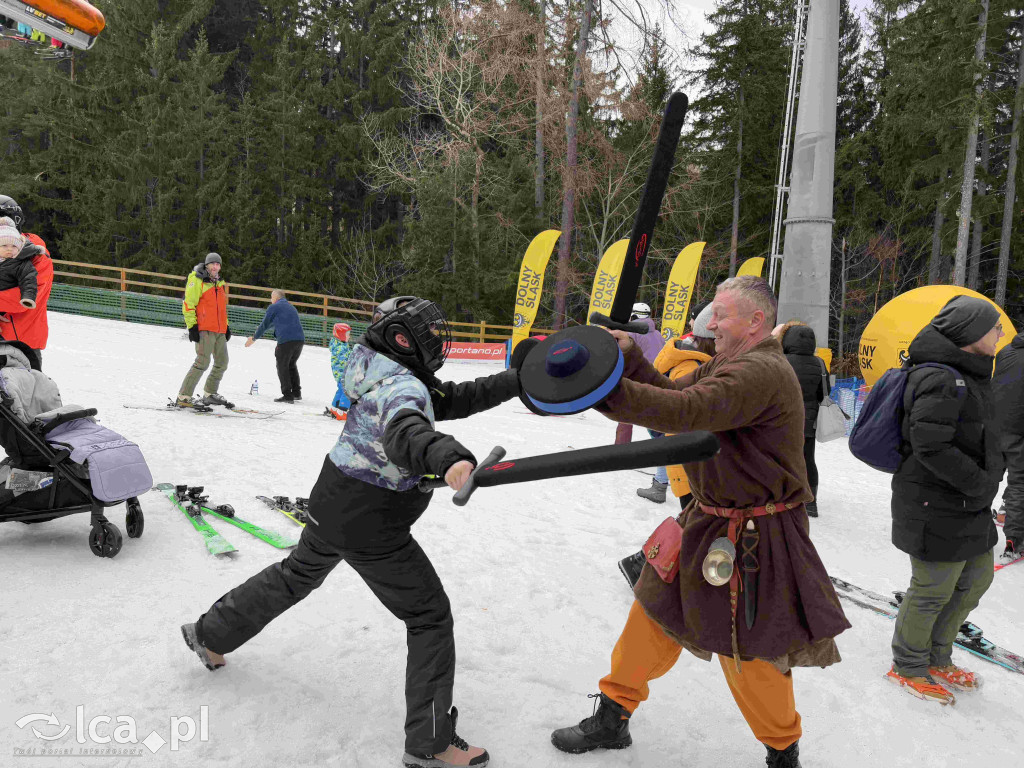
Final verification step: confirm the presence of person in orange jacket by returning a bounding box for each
[618,303,717,588]
[0,195,52,370]
[176,253,233,409]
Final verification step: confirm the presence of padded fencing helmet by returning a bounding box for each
[0,195,24,228]
[365,296,451,374]
[630,302,651,320]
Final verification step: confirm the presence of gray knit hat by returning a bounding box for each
[204,252,222,266]
[0,217,23,249]
[692,302,715,339]
[930,295,1000,347]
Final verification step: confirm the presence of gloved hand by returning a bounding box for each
[225,326,232,341]
[510,337,547,416]
[188,326,200,343]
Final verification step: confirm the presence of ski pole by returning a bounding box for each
[450,431,718,506]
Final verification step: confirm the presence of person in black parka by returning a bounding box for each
[992,331,1024,560]
[779,322,824,516]
[888,295,1004,700]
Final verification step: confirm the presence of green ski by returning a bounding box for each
[198,504,298,549]
[155,483,236,556]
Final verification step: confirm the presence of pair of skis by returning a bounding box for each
[124,401,282,420]
[830,576,1024,676]
[156,483,298,555]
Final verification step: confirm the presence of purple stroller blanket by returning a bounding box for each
[46,418,153,502]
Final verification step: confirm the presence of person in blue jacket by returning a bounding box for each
[329,322,352,415]
[245,289,306,403]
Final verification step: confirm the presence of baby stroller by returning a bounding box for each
[0,341,152,558]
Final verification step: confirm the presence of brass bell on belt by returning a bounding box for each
[702,536,736,586]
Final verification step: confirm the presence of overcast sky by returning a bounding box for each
[671,0,872,42]
[608,0,874,96]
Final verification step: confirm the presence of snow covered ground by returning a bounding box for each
[1,311,1022,768]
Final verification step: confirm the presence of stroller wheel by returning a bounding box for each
[215,504,235,518]
[89,522,123,558]
[126,499,145,539]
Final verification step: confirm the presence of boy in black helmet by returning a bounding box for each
[181,296,522,768]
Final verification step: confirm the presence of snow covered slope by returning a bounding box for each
[1,312,1021,767]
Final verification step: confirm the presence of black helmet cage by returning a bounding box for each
[0,195,24,227]
[367,296,451,373]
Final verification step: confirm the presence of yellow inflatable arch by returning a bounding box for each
[858,285,1016,386]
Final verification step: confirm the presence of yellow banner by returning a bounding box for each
[815,348,833,371]
[661,242,705,341]
[511,229,561,352]
[737,257,765,277]
[587,239,629,323]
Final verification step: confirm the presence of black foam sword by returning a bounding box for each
[589,91,689,334]
[420,432,719,505]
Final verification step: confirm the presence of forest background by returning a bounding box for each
[1,0,1021,374]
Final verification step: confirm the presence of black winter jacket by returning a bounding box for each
[0,244,42,305]
[782,325,824,438]
[891,325,1001,561]
[309,368,520,547]
[993,333,1024,438]
[382,370,521,477]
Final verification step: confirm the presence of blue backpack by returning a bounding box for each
[848,363,967,473]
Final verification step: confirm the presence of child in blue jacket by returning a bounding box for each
[329,322,352,414]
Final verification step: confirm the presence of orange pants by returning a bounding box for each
[598,600,802,751]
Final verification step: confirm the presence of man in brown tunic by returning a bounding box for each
[550,276,849,768]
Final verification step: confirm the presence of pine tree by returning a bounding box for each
[688,0,793,277]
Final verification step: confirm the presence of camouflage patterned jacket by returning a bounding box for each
[328,344,520,492]
[329,336,350,385]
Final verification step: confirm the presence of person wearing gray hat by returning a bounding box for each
[175,252,234,410]
[887,294,1004,704]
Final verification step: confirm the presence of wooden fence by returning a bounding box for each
[51,260,553,342]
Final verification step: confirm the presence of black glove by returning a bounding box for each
[510,337,547,416]
[188,326,200,343]
[225,326,232,341]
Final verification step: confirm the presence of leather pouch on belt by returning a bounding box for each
[643,517,682,583]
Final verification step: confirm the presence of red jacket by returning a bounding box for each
[0,233,52,349]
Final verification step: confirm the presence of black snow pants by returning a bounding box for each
[803,436,818,499]
[275,340,303,399]
[196,525,455,756]
[1001,433,1024,545]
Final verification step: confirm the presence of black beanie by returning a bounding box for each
[930,295,1000,347]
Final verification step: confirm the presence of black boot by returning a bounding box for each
[805,484,818,517]
[551,694,632,754]
[766,740,801,768]
[617,550,646,589]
